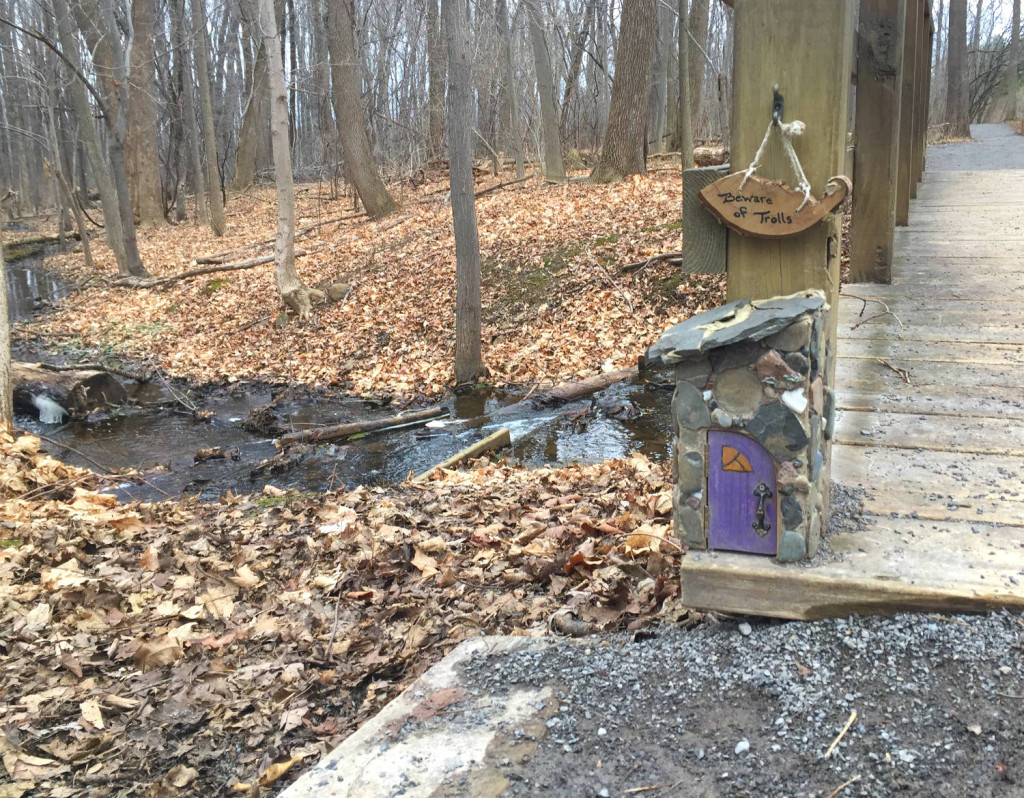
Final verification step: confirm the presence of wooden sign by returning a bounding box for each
[698,172,852,239]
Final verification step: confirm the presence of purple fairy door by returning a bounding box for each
[707,431,778,556]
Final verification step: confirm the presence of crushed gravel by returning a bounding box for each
[462,612,1024,797]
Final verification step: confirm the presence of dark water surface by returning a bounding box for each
[10,252,673,501]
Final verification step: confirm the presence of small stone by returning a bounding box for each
[781,496,803,529]
[784,351,810,375]
[273,312,290,327]
[860,429,873,436]
[673,382,711,430]
[766,316,813,351]
[597,727,608,737]
[598,789,610,798]
[781,389,808,414]
[738,622,752,637]
[674,357,712,389]
[823,387,836,440]
[776,460,800,485]
[713,367,763,417]
[676,505,706,547]
[809,378,824,415]
[710,408,733,428]
[810,450,823,481]
[308,287,327,305]
[778,529,807,562]
[734,739,750,755]
[746,402,809,463]
[676,450,705,494]
[756,350,796,383]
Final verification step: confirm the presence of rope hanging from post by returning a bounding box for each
[739,120,813,212]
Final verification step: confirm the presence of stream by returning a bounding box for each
[9,250,674,502]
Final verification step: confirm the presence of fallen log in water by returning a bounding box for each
[534,366,639,406]
[12,362,127,422]
[275,406,447,448]
[413,427,512,482]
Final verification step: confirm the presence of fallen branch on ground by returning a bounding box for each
[591,257,634,314]
[275,406,447,448]
[621,252,683,274]
[111,250,310,289]
[194,212,364,264]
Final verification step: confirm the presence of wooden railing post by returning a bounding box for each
[851,0,906,283]
[895,0,921,225]
[910,1,930,193]
[726,0,856,311]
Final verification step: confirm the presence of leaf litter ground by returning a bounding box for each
[27,169,723,401]
[1,167,730,796]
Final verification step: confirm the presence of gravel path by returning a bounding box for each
[925,123,1024,171]
[463,612,1024,797]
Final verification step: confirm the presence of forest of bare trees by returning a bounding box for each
[0,0,1019,264]
[0,0,742,229]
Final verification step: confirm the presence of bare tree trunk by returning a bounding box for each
[0,232,10,425]
[559,0,595,142]
[688,0,710,130]
[128,0,167,227]
[426,0,445,160]
[172,0,207,222]
[191,0,226,235]
[53,0,130,273]
[258,0,310,318]
[648,0,671,154]
[525,0,565,180]
[678,0,692,168]
[1008,0,1021,120]
[231,0,270,191]
[326,0,398,218]
[495,0,525,179]
[591,0,656,183]
[442,0,485,386]
[946,0,971,137]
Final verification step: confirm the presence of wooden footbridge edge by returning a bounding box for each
[680,555,1024,622]
[680,520,1024,621]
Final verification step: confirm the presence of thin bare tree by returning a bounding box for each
[442,0,485,386]
[259,0,311,318]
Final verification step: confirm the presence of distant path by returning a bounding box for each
[925,122,1024,171]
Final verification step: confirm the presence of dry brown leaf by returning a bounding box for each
[411,547,440,579]
[79,698,105,730]
[134,637,184,672]
[140,545,160,571]
[257,755,304,787]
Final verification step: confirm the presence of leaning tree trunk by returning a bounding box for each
[127,0,167,228]
[591,0,657,183]
[259,0,311,318]
[525,0,565,181]
[326,0,398,218]
[191,0,226,235]
[946,0,971,138]
[442,0,486,386]
[1007,0,1020,121]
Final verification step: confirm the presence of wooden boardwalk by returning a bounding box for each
[681,151,1024,619]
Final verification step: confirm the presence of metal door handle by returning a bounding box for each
[752,482,773,537]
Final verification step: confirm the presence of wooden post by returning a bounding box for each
[851,0,906,283]
[726,0,855,310]
[895,0,920,225]
[917,1,933,190]
[921,15,934,177]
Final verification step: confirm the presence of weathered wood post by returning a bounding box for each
[910,1,931,192]
[851,0,906,283]
[895,0,921,225]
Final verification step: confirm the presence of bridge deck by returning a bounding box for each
[681,127,1024,619]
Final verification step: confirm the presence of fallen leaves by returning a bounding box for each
[29,170,724,401]
[0,431,683,796]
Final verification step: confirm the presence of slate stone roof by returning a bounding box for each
[643,290,826,368]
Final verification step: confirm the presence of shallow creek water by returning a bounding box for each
[10,252,674,501]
